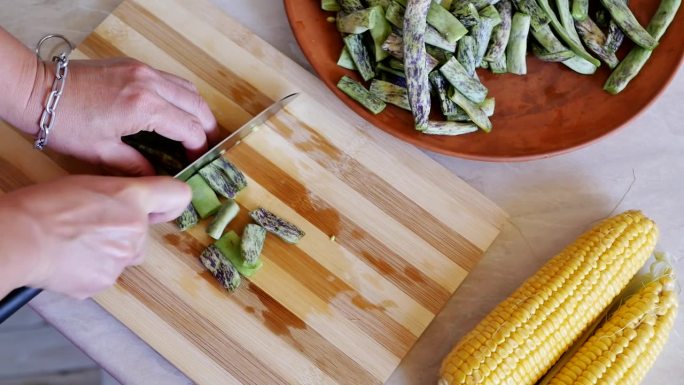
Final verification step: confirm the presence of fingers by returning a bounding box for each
[129,176,192,224]
[99,143,155,176]
[148,103,208,160]
[155,72,220,145]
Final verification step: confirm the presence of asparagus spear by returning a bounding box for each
[452,3,480,28]
[241,224,267,267]
[423,121,479,135]
[506,12,531,75]
[337,8,377,33]
[215,231,263,277]
[370,79,412,110]
[337,75,387,114]
[456,36,478,77]
[427,1,468,43]
[440,57,489,103]
[429,71,461,116]
[175,204,199,231]
[449,88,493,132]
[571,0,589,21]
[369,6,392,61]
[605,0,681,93]
[511,0,550,30]
[471,5,502,67]
[188,174,222,219]
[485,0,513,62]
[250,208,305,244]
[404,0,433,131]
[532,44,576,61]
[600,0,658,49]
[337,47,357,70]
[200,245,241,291]
[206,199,240,240]
[339,0,364,13]
[343,34,376,81]
[321,0,341,12]
[575,18,620,68]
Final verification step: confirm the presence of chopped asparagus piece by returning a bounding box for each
[188,174,222,219]
[452,3,480,28]
[506,12,531,75]
[337,8,377,34]
[471,5,503,67]
[489,53,508,72]
[175,204,199,231]
[425,25,457,51]
[377,62,406,77]
[600,0,658,49]
[439,57,488,103]
[430,71,461,116]
[427,1,468,43]
[485,0,513,61]
[201,245,241,291]
[424,121,479,135]
[532,44,576,61]
[198,162,239,199]
[370,6,392,62]
[447,97,495,120]
[449,88,493,132]
[575,18,620,68]
[404,0,433,131]
[344,34,375,81]
[250,208,306,244]
[339,0,364,12]
[572,0,588,21]
[337,75,387,114]
[216,231,263,277]
[370,79,412,109]
[241,224,267,267]
[456,36,478,77]
[385,0,406,27]
[605,0,681,93]
[206,199,240,240]
[511,0,550,30]
[337,47,357,70]
[322,0,341,12]
[535,0,601,66]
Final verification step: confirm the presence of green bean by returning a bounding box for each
[207,200,240,240]
[456,35,478,77]
[472,5,502,66]
[404,0,433,131]
[369,6,392,61]
[449,88,493,132]
[427,0,468,43]
[386,0,406,28]
[343,34,375,81]
[426,25,457,51]
[376,62,406,77]
[337,8,377,33]
[322,0,341,12]
[368,0,391,8]
[531,24,598,74]
[485,0,513,61]
[452,3,480,28]
[423,121,479,135]
[600,0,657,49]
[447,97,495,120]
[506,12,531,75]
[429,71,461,116]
[339,0,364,12]
[511,0,550,30]
[575,18,619,68]
[440,57,489,103]
[571,0,588,21]
[370,79,412,110]
[536,0,601,66]
[605,0,681,93]
[337,75,387,114]
[489,53,508,73]
[337,47,357,70]
[532,44,575,61]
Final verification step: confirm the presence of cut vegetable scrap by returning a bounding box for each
[241,224,267,267]
[201,245,241,292]
[206,199,239,240]
[188,174,222,219]
[249,208,305,244]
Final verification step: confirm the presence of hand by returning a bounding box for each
[19,58,219,176]
[0,175,190,299]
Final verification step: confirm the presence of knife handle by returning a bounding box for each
[0,287,42,324]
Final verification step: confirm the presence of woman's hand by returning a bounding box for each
[0,175,190,299]
[18,58,219,176]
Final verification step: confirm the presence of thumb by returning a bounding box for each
[132,177,192,224]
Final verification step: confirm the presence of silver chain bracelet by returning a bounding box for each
[34,34,74,150]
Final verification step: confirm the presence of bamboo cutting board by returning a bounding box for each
[0,0,507,383]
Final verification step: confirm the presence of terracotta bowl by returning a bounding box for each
[284,1,683,161]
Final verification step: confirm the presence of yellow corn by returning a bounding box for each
[546,272,678,385]
[439,211,658,385]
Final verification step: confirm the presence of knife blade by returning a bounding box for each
[175,93,299,181]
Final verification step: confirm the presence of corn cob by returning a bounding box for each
[439,210,658,385]
[543,263,677,385]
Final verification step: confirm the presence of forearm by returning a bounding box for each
[0,26,47,136]
[0,196,41,297]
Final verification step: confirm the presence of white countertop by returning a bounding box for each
[2,1,683,384]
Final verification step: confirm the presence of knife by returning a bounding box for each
[0,93,299,324]
[175,93,299,181]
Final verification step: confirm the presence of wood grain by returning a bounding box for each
[0,0,507,383]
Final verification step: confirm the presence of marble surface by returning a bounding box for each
[2,1,684,384]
